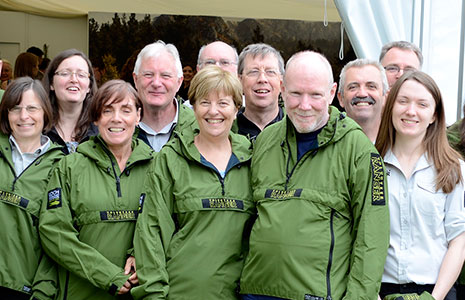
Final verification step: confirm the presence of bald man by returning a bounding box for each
[240,51,389,300]
[197,41,238,75]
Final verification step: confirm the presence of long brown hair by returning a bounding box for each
[42,49,97,142]
[375,71,462,193]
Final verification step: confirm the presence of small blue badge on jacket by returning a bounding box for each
[47,188,62,209]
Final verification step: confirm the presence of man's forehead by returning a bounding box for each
[202,44,235,59]
[382,48,420,67]
[346,65,382,83]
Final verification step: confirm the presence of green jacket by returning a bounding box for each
[132,129,254,300]
[0,133,64,299]
[240,107,390,300]
[39,136,154,300]
[446,119,465,284]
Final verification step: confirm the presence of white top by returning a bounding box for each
[139,99,179,152]
[382,149,465,284]
[10,134,51,176]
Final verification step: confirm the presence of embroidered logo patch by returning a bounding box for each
[370,153,386,206]
[100,210,138,221]
[47,188,62,209]
[201,198,244,210]
[138,193,146,214]
[304,294,324,300]
[0,190,29,208]
[264,189,302,200]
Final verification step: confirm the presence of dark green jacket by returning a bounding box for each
[39,136,153,300]
[132,129,254,300]
[0,133,64,299]
[240,107,390,300]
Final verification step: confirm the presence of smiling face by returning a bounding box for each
[51,55,91,105]
[96,96,141,151]
[183,66,194,82]
[338,65,385,126]
[8,89,45,144]
[1,61,12,81]
[241,53,282,112]
[392,79,436,141]
[283,56,336,133]
[133,51,183,111]
[194,91,238,140]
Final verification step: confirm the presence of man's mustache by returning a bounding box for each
[350,96,376,105]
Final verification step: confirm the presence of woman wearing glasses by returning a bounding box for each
[0,77,64,299]
[42,49,98,154]
[39,80,154,300]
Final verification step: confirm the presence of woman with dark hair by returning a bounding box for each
[14,52,39,79]
[39,79,153,300]
[133,66,253,299]
[176,64,195,101]
[376,71,465,300]
[0,77,64,299]
[42,49,98,154]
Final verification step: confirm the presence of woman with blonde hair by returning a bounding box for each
[133,66,254,299]
[376,71,465,300]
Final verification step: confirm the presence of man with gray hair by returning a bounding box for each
[379,41,423,88]
[197,41,238,75]
[338,59,388,142]
[234,43,285,140]
[133,40,196,151]
[240,51,389,300]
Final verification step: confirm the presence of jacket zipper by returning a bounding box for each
[11,154,46,191]
[101,145,122,197]
[63,271,70,300]
[326,209,335,300]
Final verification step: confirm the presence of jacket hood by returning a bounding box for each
[283,106,363,149]
[76,135,153,171]
[164,127,252,165]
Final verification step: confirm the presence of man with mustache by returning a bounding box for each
[337,59,388,142]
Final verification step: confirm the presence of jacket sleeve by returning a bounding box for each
[343,149,390,300]
[38,159,130,296]
[131,154,176,300]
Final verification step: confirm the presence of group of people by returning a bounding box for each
[0,38,464,300]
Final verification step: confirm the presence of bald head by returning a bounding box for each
[197,41,238,75]
[282,51,337,133]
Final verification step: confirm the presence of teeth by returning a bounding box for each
[403,120,417,124]
[109,128,124,132]
[207,119,223,124]
[67,87,78,91]
[255,89,269,94]
[354,102,370,106]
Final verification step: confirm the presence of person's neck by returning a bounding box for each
[392,134,425,179]
[357,119,381,143]
[243,103,279,131]
[194,132,231,171]
[13,135,42,153]
[57,102,84,142]
[108,142,132,172]
[142,100,177,132]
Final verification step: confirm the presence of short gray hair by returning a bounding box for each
[379,41,423,67]
[133,40,182,78]
[197,41,239,66]
[238,43,285,75]
[338,58,388,95]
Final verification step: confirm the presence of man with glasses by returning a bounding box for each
[133,41,196,152]
[379,41,423,88]
[197,41,238,75]
[235,43,285,140]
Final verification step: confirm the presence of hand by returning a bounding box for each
[124,256,136,275]
[118,280,131,294]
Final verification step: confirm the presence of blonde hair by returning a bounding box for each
[188,65,242,109]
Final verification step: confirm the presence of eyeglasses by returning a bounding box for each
[8,105,42,114]
[54,70,90,80]
[244,68,280,78]
[201,59,237,67]
[384,65,416,74]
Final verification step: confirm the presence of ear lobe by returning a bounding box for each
[50,85,55,91]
